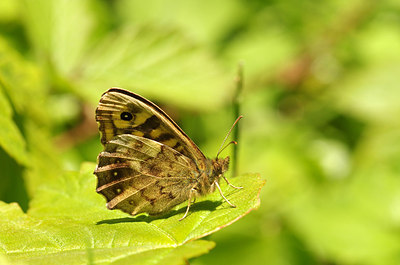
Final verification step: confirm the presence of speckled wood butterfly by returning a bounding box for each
[94,88,241,220]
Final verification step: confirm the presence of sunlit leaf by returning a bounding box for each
[0,164,264,264]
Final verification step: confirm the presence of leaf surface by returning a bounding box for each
[0,163,264,265]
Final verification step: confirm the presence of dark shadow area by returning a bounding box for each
[0,148,29,211]
[96,200,223,225]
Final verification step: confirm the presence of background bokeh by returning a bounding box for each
[1,0,400,264]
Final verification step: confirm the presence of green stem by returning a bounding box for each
[232,63,243,177]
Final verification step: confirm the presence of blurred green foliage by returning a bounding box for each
[0,0,400,264]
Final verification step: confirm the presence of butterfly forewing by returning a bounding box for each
[95,134,198,215]
[95,88,207,169]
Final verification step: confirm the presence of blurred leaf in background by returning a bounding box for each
[1,0,400,264]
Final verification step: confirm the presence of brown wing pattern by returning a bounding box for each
[95,88,207,169]
[94,134,199,215]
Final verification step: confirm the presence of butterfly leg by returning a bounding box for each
[179,187,196,221]
[222,175,243,189]
[214,181,236,208]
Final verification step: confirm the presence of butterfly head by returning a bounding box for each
[211,156,230,178]
[220,156,230,173]
[196,156,230,196]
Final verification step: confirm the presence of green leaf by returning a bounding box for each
[0,253,26,265]
[0,37,47,121]
[115,0,244,44]
[224,25,296,80]
[0,163,264,264]
[75,25,232,111]
[109,240,215,265]
[332,65,400,125]
[0,0,19,22]
[21,0,97,74]
[0,36,49,167]
[21,0,233,111]
[0,84,28,166]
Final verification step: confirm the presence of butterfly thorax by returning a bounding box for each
[196,156,230,196]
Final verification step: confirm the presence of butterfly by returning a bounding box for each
[94,88,241,220]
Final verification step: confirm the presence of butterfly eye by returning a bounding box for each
[120,112,133,121]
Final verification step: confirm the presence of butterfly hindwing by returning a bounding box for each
[94,134,198,215]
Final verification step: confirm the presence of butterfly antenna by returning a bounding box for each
[216,115,243,158]
[217,140,237,157]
